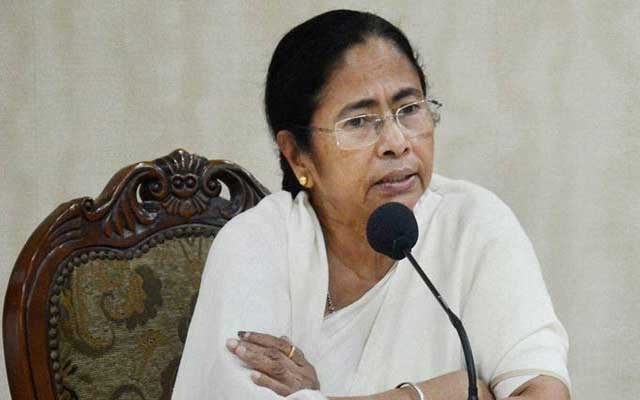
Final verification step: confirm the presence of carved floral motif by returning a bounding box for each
[46,149,268,241]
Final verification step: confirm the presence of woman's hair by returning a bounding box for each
[265,9,428,196]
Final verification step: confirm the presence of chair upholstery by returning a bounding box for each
[3,149,269,400]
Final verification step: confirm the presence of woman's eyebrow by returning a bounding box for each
[337,98,377,119]
[336,87,422,119]
[392,87,422,102]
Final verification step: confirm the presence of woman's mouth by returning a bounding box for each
[373,173,418,195]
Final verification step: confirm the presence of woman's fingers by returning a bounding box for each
[238,331,290,353]
[239,331,307,366]
[229,339,296,382]
[227,332,321,394]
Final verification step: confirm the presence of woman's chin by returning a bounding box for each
[391,192,422,211]
[369,175,425,211]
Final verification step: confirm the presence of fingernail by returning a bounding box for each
[238,331,249,339]
[250,371,261,381]
[226,339,238,350]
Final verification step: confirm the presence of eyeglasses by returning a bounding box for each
[304,99,442,150]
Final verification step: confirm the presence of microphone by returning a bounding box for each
[366,202,479,400]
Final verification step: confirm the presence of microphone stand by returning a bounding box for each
[403,250,479,400]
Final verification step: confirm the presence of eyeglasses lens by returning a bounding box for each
[335,100,439,149]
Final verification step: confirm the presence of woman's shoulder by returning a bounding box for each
[427,174,522,237]
[203,191,298,281]
[216,190,295,243]
[429,173,511,213]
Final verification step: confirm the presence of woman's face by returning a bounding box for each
[303,37,434,230]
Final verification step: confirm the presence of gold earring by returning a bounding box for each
[298,175,312,188]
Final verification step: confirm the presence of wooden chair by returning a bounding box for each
[3,149,270,399]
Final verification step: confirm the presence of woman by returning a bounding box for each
[172,10,570,400]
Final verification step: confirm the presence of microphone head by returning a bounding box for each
[366,202,418,260]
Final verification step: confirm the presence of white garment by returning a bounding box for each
[172,174,571,399]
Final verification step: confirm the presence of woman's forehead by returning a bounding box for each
[317,38,423,111]
[341,38,403,67]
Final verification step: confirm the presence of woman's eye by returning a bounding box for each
[345,116,368,129]
[398,104,419,115]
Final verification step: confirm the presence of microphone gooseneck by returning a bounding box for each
[366,202,479,400]
[402,250,479,400]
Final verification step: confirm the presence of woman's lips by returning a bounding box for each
[373,173,418,195]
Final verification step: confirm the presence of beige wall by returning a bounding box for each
[1,1,638,399]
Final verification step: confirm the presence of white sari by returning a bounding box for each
[172,174,570,399]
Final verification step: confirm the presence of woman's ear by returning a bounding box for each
[276,130,312,178]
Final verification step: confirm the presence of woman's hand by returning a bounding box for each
[226,331,321,396]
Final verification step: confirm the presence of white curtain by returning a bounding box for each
[1,1,638,399]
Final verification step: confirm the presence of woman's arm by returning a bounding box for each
[232,332,494,400]
[232,332,569,400]
[171,207,304,399]
[333,374,570,400]
[330,370,494,400]
[331,374,569,400]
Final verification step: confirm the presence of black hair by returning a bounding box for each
[264,9,428,196]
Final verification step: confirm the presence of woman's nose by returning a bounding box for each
[376,117,410,157]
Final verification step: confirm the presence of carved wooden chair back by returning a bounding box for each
[3,149,270,400]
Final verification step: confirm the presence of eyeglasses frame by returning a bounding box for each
[292,98,443,150]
